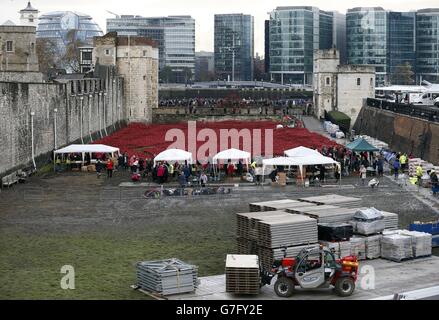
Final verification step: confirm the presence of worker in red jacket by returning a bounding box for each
[157,163,165,184]
[107,158,114,178]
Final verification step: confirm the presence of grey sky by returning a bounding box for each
[2,0,439,56]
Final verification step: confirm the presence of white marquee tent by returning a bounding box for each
[54,144,120,155]
[153,148,193,165]
[53,144,121,171]
[212,148,251,165]
[262,153,340,184]
[284,146,322,158]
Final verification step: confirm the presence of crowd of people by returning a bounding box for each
[159,98,311,109]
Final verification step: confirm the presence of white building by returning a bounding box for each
[19,2,39,27]
[313,49,375,126]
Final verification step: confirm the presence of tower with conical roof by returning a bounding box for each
[19,2,39,27]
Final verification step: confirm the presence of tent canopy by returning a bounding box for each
[346,138,379,152]
[284,146,322,158]
[212,148,251,164]
[154,148,193,165]
[262,157,300,166]
[54,144,120,154]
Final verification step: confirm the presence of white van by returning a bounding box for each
[417,91,439,106]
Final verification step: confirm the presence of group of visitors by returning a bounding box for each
[159,98,312,109]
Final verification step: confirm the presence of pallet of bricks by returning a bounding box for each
[236,205,318,271]
[381,229,432,262]
[225,254,260,295]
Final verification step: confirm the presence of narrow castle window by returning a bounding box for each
[326,77,330,86]
[6,41,13,52]
[357,78,361,86]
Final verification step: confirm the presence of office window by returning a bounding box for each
[6,41,13,52]
[357,78,361,86]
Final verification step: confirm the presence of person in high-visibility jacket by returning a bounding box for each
[399,154,407,172]
[168,163,175,178]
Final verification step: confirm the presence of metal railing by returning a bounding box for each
[366,98,439,123]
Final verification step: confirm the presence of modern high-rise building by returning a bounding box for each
[346,7,388,86]
[264,20,270,74]
[268,7,335,85]
[195,51,214,81]
[107,15,195,83]
[214,14,254,81]
[332,11,347,64]
[36,11,103,51]
[347,7,439,86]
[416,9,439,83]
[388,11,416,83]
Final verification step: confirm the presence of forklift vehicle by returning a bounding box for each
[260,246,359,297]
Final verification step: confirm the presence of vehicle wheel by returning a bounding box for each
[334,277,355,297]
[274,277,295,297]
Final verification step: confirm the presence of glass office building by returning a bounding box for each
[214,14,254,81]
[388,11,416,83]
[37,11,103,51]
[346,7,388,86]
[268,7,334,85]
[107,15,195,83]
[416,9,439,83]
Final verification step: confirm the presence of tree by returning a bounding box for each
[36,38,59,74]
[61,29,85,73]
[182,67,193,85]
[159,66,173,83]
[390,62,415,85]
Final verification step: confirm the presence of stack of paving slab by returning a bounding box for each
[291,205,366,224]
[225,254,260,295]
[136,258,199,296]
[249,199,304,212]
[236,210,318,270]
[380,211,399,230]
[257,214,318,248]
[297,195,362,209]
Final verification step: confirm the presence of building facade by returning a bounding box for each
[416,9,439,83]
[214,14,254,81]
[332,11,347,64]
[268,7,334,85]
[93,32,159,123]
[0,25,39,75]
[346,7,388,87]
[107,15,195,83]
[314,49,375,125]
[195,51,214,81]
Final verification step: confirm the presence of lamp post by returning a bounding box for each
[88,94,93,142]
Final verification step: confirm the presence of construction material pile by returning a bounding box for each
[380,211,399,230]
[225,254,260,295]
[356,135,388,149]
[349,236,366,260]
[381,233,414,262]
[257,214,318,248]
[297,195,362,208]
[236,210,318,270]
[249,199,305,212]
[408,158,439,177]
[136,258,199,296]
[350,208,385,235]
[361,234,382,259]
[383,230,432,259]
[296,206,364,224]
[318,223,353,241]
[258,244,320,271]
